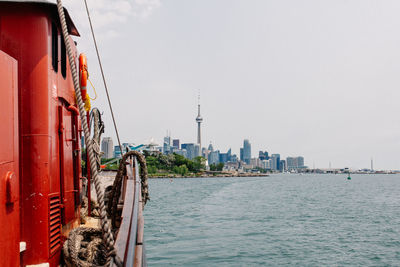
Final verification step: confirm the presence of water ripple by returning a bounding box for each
[144,174,400,266]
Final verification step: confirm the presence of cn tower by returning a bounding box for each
[196,95,203,153]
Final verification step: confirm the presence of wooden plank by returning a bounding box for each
[114,172,135,262]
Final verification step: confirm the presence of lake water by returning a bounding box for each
[144,174,400,266]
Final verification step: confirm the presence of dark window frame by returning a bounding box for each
[51,22,58,73]
[61,37,66,78]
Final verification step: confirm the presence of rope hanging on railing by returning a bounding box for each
[108,150,149,229]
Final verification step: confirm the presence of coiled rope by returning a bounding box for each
[63,228,107,267]
[108,151,150,229]
[56,1,121,266]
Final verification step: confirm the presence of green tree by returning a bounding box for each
[179,164,189,176]
[173,153,188,166]
[209,164,216,171]
[192,156,206,172]
[148,165,157,174]
[216,162,224,171]
[145,156,159,169]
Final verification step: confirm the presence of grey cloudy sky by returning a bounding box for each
[64,0,400,170]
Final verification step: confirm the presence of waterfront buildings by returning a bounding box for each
[286,156,305,170]
[271,154,280,171]
[242,139,251,164]
[155,132,306,173]
[101,137,114,159]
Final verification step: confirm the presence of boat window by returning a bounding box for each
[52,22,58,73]
[61,37,66,78]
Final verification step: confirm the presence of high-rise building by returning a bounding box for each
[250,158,261,168]
[219,148,232,163]
[271,154,280,170]
[209,150,220,165]
[196,95,203,153]
[101,137,114,158]
[243,139,251,164]
[163,135,171,154]
[286,156,305,170]
[208,143,214,152]
[262,159,273,170]
[259,151,269,161]
[297,156,304,168]
[194,144,200,158]
[181,143,195,159]
[172,139,180,149]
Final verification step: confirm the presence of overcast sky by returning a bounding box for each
[64,0,400,170]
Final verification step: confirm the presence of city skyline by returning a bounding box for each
[64,0,400,170]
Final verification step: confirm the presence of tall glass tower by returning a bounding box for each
[243,139,251,164]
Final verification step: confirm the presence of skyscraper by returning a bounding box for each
[243,139,251,164]
[172,139,180,149]
[101,137,114,158]
[259,151,269,160]
[286,156,305,170]
[271,154,280,170]
[181,143,195,159]
[163,134,171,154]
[196,95,203,156]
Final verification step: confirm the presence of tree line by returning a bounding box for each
[143,151,206,175]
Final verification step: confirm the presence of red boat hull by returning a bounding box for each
[0,2,82,266]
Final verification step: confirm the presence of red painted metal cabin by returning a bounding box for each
[0,1,83,265]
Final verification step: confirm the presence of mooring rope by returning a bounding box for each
[56,1,122,266]
[90,108,104,170]
[108,151,150,229]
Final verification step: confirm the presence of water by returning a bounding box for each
[144,174,400,266]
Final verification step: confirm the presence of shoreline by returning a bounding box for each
[148,173,270,178]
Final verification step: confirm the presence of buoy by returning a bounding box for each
[347,175,351,180]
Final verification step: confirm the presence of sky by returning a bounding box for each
[63,0,400,170]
